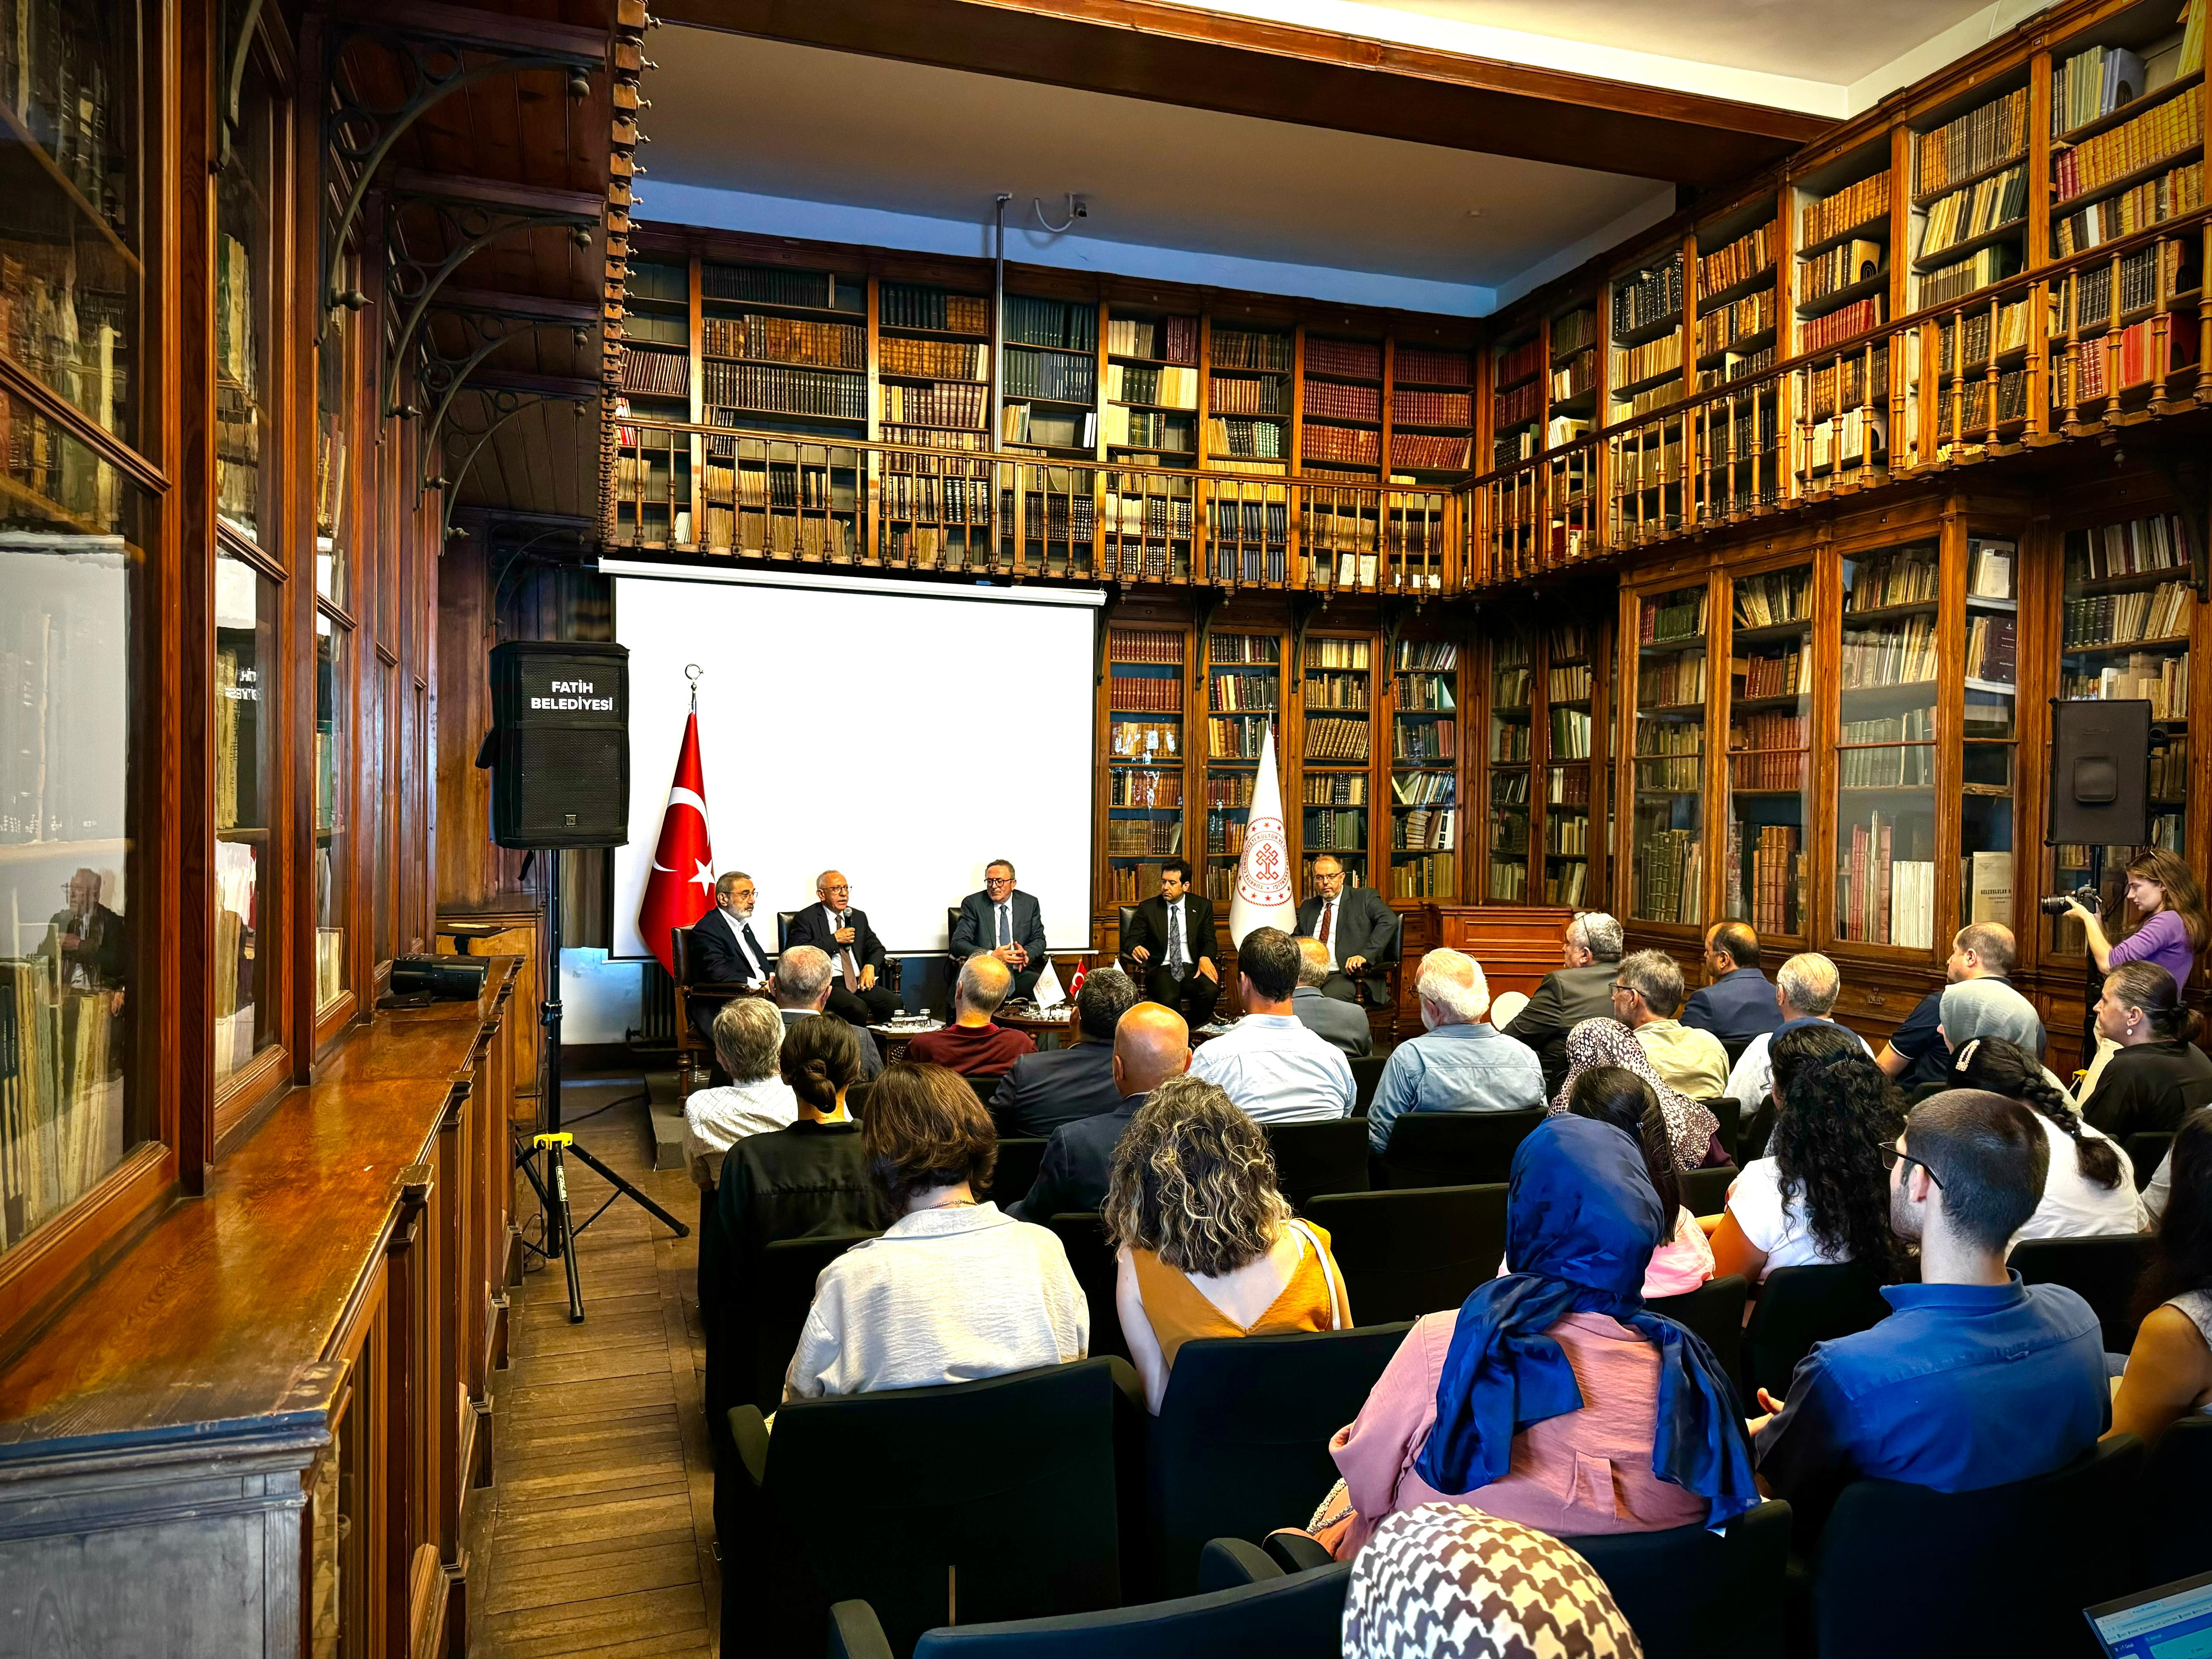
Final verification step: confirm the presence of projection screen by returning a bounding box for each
[609,561,1101,957]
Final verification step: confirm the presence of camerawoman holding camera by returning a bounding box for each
[2061,849,2211,1108]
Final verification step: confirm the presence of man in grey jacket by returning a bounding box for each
[1291,937,1373,1056]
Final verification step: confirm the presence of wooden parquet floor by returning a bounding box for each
[466,1077,720,1659]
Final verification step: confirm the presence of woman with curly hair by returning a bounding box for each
[1712,1023,1901,1285]
[1945,1035,2142,1239]
[2111,1108,2212,1447]
[1548,1017,1723,1169]
[1107,1074,1349,1414]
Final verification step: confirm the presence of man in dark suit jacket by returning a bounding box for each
[1012,1003,1191,1222]
[1292,938,1373,1056]
[1294,853,1398,1004]
[686,871,775,1042]
[991,966,1140,1138]
[950,858,1051,1001]
[782,868,897,1027]
[773,945,884,1081]
[1120,858,1219,1029]
[1500,910,1624,1095]
[1681,920,1782,1046]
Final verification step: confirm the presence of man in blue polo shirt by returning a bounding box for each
[1749,1088,2105,1536]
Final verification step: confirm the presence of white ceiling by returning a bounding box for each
[645,33,1666,298]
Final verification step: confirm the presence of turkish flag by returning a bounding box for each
[637,711,715,976]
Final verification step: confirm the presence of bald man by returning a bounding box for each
[1013,1003,1192,1222]
[904,954,1036,1079]
[782,868,896,1026]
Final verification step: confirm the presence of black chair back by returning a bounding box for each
[2009,1233,2151,1354]
[1045,1212,1128,1363]
[1117,906,1141,977]
[991,1137,1049,1209]
[777,909,798,953]
[1646,1274,1749,1401]
[947,906,963,952]
[1811,1436,2142,1659]
[1147,1324,1413,1597]
[1375,1108,1546,1189]
[2137,1415,2212,1589]
[746,1232,879,1412]
[1719,1032,1756,1068]
[1348,1054,1387,1117]
[1703,1094,1741,1161]
[1264,1118,1371,1205]
[734,1359,1134,1659]
[853,1560,1354,1659]
[1681,1163,1737,1219]
[1565,1497,1790,1659]
[1303,1185,1507,1323]
[2126,1131,2174,1192]
[1740,1261,1892,1402]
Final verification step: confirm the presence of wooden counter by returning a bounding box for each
[0,960,520,1659]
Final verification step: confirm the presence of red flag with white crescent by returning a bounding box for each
[637,711,715,975]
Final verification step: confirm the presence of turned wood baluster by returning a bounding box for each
[1980,294,2001,447]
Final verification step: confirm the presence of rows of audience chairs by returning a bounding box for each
[715,1090,2199,1659]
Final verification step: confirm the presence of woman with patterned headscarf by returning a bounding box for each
[1550,1017,1722,1168]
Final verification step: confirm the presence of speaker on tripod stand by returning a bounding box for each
[483,640,688,1325]
[2046,697,2156,1066]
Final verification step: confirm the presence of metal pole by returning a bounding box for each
[992,193,1009,449]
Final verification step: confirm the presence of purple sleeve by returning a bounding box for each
[2109,909,2196,990]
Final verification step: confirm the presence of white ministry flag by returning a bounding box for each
[1228,720,1297,947]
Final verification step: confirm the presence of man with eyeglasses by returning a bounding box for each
[1747,1090,2105,1538]
[782,870,898,1027]
[950,858,1050,1003]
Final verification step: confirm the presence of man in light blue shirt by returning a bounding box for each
[1367,947,1545,1154]
[1189,927,1354,1124]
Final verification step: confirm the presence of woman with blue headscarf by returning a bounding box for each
[1300,1115,1759,1559]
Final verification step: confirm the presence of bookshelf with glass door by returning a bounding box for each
[1300,635,1375,892]
[1391,637,1461,902]
[1203,630,1284,907]
[1624,576,1714,932]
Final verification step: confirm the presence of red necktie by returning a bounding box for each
[1319,901,1333,947]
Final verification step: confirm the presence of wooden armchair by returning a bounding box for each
[672,925,758,1098]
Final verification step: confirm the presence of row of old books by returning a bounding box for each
[1103,408,1194,451]
[1844,548,1939,610]
[1108,316,1200,363]
[1305,772,1369,804]
[1616,328,1683,388]
[1108,363,1200,408]
[621,347,690,397]
[1004,352,1095,403]
[1396,347,1473,385]
[1496,337,1546,388]
[1840,617,1939,687]
[1919,164,2028,258]
[1545,859,1588,906]
[881,285,989,334]
[1697,288,1777,358]
[1109,864,1170,902]
[880,337,987,380]
[1107,817,1184,855]
[1491,769,1532,805]
[2053,161,2204,253]
[1744,823,1805,937]
[1207,417,1284,459]
[1965,611,2018,683]
[1548,661,1594,700]
[1550,350,1598,402]
[1739,647,1804,699]
[1635,826,1703,925]
[1004,297,1097,351]
[2055,91,2204,203]
[1211,329,1293,372]
[0,963,124,1249]
[1922,245,2020,309]
[1304,808,1363,849]
[1734,567,1812,628]
[1637,654,1706,709]
[1803,172,1892,247]
[704,509,857,559]
[1306,716,1371,761]
[2066,512,2187,578]
[1111,629,1183,665]
[1392,434,1471,470]
[1938,298,2031,375]
[875,474,989,523]
[1303,380,1379,422]
[1917,87,2030,197]
[1613,257,1684,337]
[1306,337,1382,378]
[1697,222,1776,300]
[703,313,867,369]
[1209,375,1287,416]
[1205,772,1256,807]
[700,361,867,419]
[1397,807,1457,850]
[1548,763,1592,804]
[1307,639,1371,671]
[1109,769,1181,806]
[1110,719,1181,759]
[1205,814,1248,856]
[1550,706,1592,759]
[1838,725,1936,789]
[1943,366,2033,439]
[1395,675,1456,715]
[1800,240,1883,306]
[1209,715,1271,758]
[1491,720,1532,763]
[1839,816,1937,948]
[1392,769,1456,804]
[1211,634,1279,664]
[1110,673,1184,711]
[1730,711,1810,782]
[1397,389,1473,426]
[1642,587,1707,643]
[1301,424,1377,464]
[2062,654,2190,716]
[1803,295,1886,353]
[879,381,986,429]
[1494,380,1541,430]
[1303,671,1369,710]
[702,263,854,311]
[1808,406,1885,471]
[2063,580,2193,646]
[703,462,852,512]
[1488,859,1529,901]
[2065,313,2198,398]
[1392,720,1456,767]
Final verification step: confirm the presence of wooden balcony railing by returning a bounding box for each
[604,423,1464,594]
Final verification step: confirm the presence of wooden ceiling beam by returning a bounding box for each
[652,0,1833,185]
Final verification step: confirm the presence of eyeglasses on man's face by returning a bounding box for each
[1875,1140,1943,1189]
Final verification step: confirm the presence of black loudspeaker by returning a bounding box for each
[2047,697,2152,847]
[484,641,630,849]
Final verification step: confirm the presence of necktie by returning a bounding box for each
[997,903,1010,947]
[1318,900,1333,949]
[1167,902,1185,974]
[741,923,765,977]
[836,912,861,987]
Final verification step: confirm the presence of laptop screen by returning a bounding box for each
[2088,1570,2212,1658]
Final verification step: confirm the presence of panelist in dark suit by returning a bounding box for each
[1681,920,1782,1045]
[1499,909,1624,1094]
[1011,1002,1191,1223]
[1122,858,1219,1030]
[950,858,1051,1002]
[686,871,775,1041]
[990,966,1140,1138]
[782,868,897,1027]
[1293,853,1398,1004]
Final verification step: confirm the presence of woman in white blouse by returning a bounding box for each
[1944,1036,2142,1240]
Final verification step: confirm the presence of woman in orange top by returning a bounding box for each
[1104,1074,1350,1414]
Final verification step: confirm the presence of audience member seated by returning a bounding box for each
[1107,1075,1351,1413]
[1294,852,1398,1004]
[1291,937,1373,1057]
[1341,1506,1641,1659]
[2110,1107,2212,1448]
[1549,1017,1720,1170]
[1011,1003,1192,1222]
[1366,948,1543,1154]
[1188,927,1354,1123]
[1720,951,1872,1124]
[1303,1115,1756,1559]
[1612,948,1731,1099]
[2079,963,2212,1142]
[1566,1066,1715,1296]
[1499,911,1624,1095]
[1944,1036,2143,1238]
[905,954,1036,1079]
[1915,976,2047,1105]
[718,1014,875,1266]
[1682,921,1781,1044]
[1711,1023,1901,1287]
[682,998,795,1189]
[784,1062,1087,1399]
[1751,1090,2107,1535]
[989,966,1139,1138]
[1875,923,2037,1090]
[774,945,884,1081]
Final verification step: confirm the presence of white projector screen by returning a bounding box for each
[609,562,1100,958]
